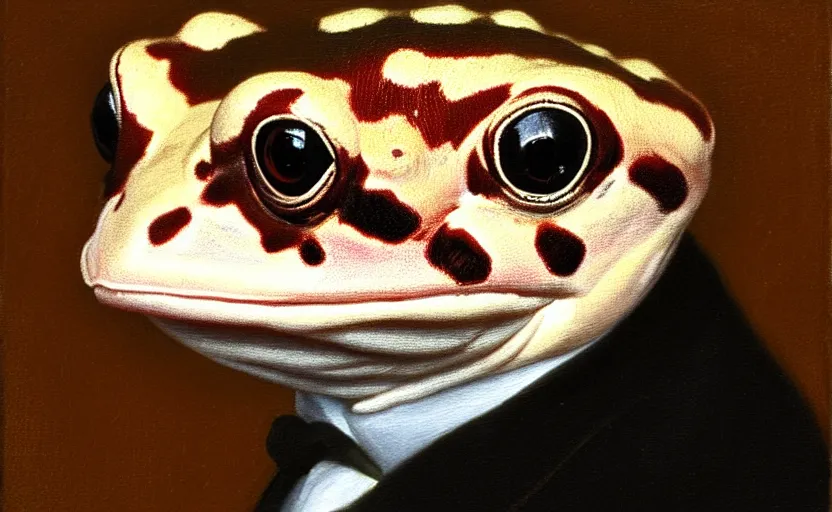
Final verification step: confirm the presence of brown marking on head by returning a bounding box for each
[148,207,192,245]
[103,107,153,199]
[145,42,218,105]
[142,16,710,140]
[348,59,512,148]
[426,224,492,285]
[330,36,515,150]
[535,223,586,276]
[628,155,688,213]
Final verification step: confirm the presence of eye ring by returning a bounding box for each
[491,102,594,209]
[249,115,338,217]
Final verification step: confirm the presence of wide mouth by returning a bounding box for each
[93,285,555,333]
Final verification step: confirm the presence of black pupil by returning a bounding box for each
[90,84,119,163]
[497,107,590,197]
[254,119,334,199]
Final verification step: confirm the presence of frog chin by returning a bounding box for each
[93,287,557,412]
[149,310,538,404]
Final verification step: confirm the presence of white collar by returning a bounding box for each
[295,343,592,473]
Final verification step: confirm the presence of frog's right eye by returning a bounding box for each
[90,84,120,163]
[250,116,337,222]
[492,103,593,210]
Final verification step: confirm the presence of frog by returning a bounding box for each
[81,6,827,511]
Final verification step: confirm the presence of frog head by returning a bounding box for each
[81,7,713,412]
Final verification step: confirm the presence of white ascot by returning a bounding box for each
[281,343,594,512]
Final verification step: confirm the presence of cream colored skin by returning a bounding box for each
[81,7,713,412]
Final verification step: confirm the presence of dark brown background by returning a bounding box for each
[3,0,829,510]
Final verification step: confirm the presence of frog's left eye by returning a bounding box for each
[493,104,593,208]
[250,117,337,220]
[90,84,120,163]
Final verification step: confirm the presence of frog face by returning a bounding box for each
[81,7,713,412]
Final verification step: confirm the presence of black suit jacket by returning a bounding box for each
[274,235,829,511]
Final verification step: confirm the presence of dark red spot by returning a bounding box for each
[201,173,234,206]
[535,224,586,276]
[103,107,153,199]
[392,149,404,158]
[259,226,305,253]
[299,238,325,266]
[466,151,502,199]
[145,43,222,105]
[427,225,491,285]
[140,16,710,141]
[113,193,125,211]
[340,183,421,243]
[148,207,192,246]
[195,160,214,180]
[628,155,688,213]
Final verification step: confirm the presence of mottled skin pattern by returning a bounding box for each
[81,6,713,412]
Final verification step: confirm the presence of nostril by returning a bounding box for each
[392,148,404,158]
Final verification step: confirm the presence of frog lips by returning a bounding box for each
[92,285,555,333]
